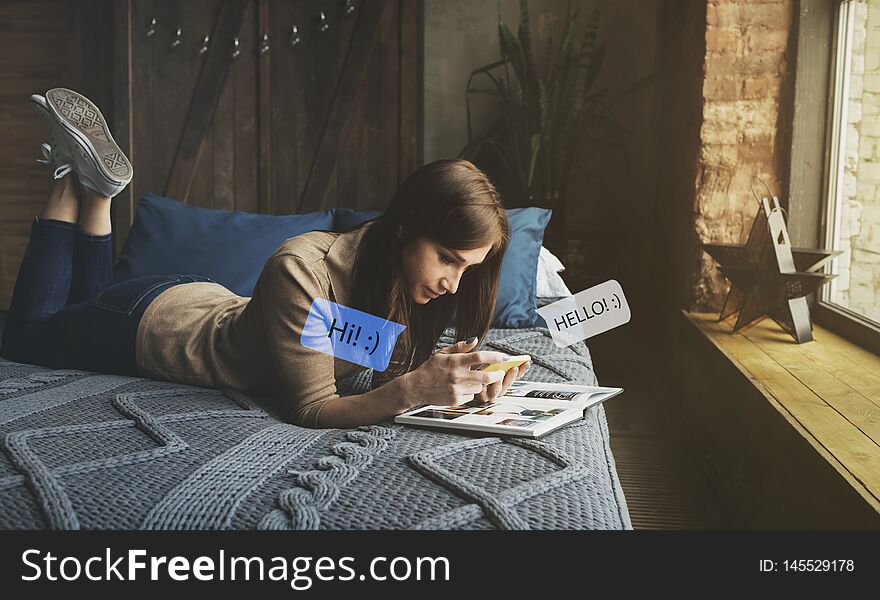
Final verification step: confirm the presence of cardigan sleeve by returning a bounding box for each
[253,252,340,426]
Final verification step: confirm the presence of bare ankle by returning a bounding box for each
[42,174,79,223]
[77,180,112,236]
[78,180,111,204]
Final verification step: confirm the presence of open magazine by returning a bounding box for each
[395,380,623,439]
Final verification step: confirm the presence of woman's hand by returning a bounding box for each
[474,358,530,404]
[398,338,511,409]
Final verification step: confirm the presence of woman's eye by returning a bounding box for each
[440,254,456,265]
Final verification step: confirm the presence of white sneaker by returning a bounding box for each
[31,95,75,180]
[35,142,73,180]
[43,88,133,198]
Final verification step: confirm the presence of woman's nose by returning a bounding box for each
[441,274,461,294]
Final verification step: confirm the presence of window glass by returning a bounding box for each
[828,0,880,325]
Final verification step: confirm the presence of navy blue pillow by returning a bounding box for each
[333,208,383,231]
[113,194,335,296]
[330,206,552,329]
[493,207,552,328]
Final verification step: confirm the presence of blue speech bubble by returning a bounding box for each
[301,298,406,371]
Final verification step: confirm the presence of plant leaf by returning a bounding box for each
[609,71,658,105]
[572,9,601,126]
[540,10,553,80]
[469,59,508,76]
[499,21,527,102]
[527,133,541,188]
[466,87,501,97]
[517,0,541,132]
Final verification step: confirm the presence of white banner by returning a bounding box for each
[536,279,631,347]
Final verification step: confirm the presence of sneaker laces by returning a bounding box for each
[36,142,73,179]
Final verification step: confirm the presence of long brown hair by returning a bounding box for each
[344,159,509,379]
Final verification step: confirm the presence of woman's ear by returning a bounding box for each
[397,212,416,240]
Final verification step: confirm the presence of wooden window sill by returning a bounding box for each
[683,311,880,517]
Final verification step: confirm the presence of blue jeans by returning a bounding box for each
[0,217,214,376]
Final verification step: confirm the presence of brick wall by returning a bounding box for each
[692,0,795,310]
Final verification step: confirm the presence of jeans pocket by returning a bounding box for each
[90,275,182,316]
[179,275,216,284]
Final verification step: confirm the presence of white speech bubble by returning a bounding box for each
[536,279,631,347]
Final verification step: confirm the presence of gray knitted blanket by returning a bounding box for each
[0,326,631,529]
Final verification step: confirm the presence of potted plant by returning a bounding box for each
[458,0,650,241]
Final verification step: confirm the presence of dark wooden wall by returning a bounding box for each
[112,0,421,257]
[0,0,112,309]
[0,0,422,309]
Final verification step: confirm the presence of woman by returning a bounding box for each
[1,88,530,428]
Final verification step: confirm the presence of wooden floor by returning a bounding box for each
[590,317,723,529]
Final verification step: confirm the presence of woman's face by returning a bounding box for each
[401,236,493,304]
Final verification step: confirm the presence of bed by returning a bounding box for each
[0,322,630,530]
[0,197,630,529]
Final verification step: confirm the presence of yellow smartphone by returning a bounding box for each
[479,354,531,372]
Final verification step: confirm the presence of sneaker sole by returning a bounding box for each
[45,88,133,187]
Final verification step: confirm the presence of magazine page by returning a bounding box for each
[399,397,581,432]
[502,380,621,403]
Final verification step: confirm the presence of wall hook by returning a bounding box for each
[170,27,182,49]
[232,37,240,59]
[260,32,270,55]
[289,25,301,47]
[198,35,210,55]
[317,11,329,33]
[145,18,157,39]
[343,0,356,17]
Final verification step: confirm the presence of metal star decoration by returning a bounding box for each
[702,196,841,343]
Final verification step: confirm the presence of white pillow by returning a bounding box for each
[536,245,573,297]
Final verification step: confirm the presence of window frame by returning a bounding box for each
[789,0,880,354]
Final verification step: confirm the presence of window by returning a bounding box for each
[825,0,880,330]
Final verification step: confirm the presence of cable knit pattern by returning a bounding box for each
[142,424,328,530]
[406,435,592,530]
[0,369,89,396]
[0,373,131,426]
[258,425,396,530]
[0,326,630,530]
